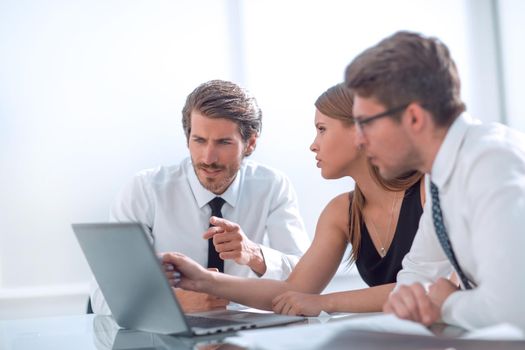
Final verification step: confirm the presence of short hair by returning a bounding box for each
[345,31,466,126]
[182,80,262,142]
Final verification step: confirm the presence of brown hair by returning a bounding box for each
[345,31,466,127]
[315,83,422,263]
[182,80,262,148]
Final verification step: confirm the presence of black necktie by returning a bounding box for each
[430,181,472,289]
[207,197,225,272]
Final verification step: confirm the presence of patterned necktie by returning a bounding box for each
[207,197,225,272]
[430,181,472,289]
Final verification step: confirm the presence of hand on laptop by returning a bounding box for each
[161,255,229,312]
[204,217,267,276]
[174,289,229,313]
[161,253,214,290]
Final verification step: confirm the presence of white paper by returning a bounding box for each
[228,313,433,350]
[461,323,524,340]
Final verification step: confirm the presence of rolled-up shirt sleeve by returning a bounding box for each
[259,175,310,280]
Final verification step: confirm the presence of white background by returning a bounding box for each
[0,0,523,317]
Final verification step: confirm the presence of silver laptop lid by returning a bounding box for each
[73,222,191,335]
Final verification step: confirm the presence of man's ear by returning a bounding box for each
[403,103,427,133]
[244,134,258,156]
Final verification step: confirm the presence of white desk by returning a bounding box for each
[1,313,524,350]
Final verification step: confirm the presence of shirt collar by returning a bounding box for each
[431,113,480,188]
[185,158,241,209]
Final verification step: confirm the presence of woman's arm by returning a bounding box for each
[271,283,395,316]
[322,283,395,312]
[163,193,351,310]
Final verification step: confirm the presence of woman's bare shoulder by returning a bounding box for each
[327,191,352,208]
[312,191,351,243]
[320,191,352,226]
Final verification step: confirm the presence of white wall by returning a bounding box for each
[239,0,501,233]
[0,0,237,316]
[498,0,525,131]
[0,0,516,318]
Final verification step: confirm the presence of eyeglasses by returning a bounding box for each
[354,103,409,134]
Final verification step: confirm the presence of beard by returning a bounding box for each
[375,147,422,180]
[192,160,241,195]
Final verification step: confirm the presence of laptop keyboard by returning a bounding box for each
[186,315,247,329]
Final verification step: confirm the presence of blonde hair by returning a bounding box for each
[315,83,422,263]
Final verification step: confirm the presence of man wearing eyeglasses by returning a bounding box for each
[345,31,525,331]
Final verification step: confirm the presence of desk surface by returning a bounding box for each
[1,313,524,350]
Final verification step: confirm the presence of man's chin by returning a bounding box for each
[192,162,240,195]
[376,165,400,181]
[381,167,417,181]
[200,180,226,194]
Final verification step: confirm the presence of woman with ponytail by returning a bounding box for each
[162,83,425,316]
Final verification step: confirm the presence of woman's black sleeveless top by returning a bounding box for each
[355,180,423,286]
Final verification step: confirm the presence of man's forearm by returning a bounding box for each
[247,244,266,276]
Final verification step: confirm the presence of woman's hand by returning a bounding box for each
[272,291,326,316]
[160,252,212,292]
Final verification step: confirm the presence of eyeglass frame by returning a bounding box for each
[354,103,409,134]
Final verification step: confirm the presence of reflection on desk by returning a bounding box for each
[93,315,234,350]
[1,313,524,350]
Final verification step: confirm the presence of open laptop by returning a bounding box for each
[73,222,304,336]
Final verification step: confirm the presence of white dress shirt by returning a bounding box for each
[91,157,310,314]
[397,113,525,331]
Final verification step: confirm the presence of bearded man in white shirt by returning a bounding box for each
[346,31,525,331]
[90,80,310,314]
